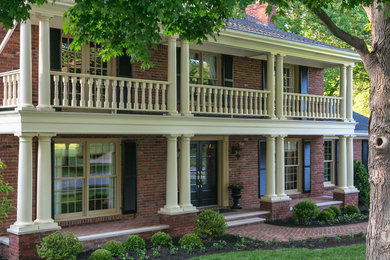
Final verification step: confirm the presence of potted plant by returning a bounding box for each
[228,182,244,209]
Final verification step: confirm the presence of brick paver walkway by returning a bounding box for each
[228,222,368,241]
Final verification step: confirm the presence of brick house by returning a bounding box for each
[0,1,362,259]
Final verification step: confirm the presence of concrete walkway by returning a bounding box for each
[228,222,368,241]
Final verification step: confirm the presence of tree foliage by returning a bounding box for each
[0,161,14,223]
[275,1,371,116]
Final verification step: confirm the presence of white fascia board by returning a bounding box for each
[0,112,22,134]
[218,30,361,64]
[19,111,355,136]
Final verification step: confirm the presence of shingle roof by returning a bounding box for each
[353,112,369,134]
[226,15,350,52]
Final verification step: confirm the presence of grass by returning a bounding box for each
[191,244,365,260]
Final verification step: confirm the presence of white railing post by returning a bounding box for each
[167,36,178,115]
[18,20,34,110]
[346,65,354,122]
[180,40,191,116]
[37,14,53,111]
[267,53,276,119]
[339,65,347,121]
[275,54,285,119]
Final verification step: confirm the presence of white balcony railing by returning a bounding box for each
[0,70,20,108]
[189,84,270,116]
[51,72,170,112]
[283,93,342,119]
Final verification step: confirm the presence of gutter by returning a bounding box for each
[0,21,18,55]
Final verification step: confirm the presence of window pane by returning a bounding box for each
[283,67,294,93]
[324,140,334,182]
[54,143,84,178]
[203,54,218,85]
[285,141,299,190]
[54,179,83,215]
[190,52,200,84]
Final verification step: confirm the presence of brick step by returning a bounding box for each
[78,224,169,250]
[224,211,270,222]
[226,217,266,227]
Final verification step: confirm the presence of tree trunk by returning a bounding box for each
[365,2,390,259]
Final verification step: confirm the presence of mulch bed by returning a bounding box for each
[77,233,366,260]
[265,216,368,228]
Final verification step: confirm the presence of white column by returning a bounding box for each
[275,54,285,119]
[37,15,53,111]
[335,135,348,193]
[179,135,196,211]
[347,135,358,192]
[34,135,60,230]
[267,53,276,119]
[167,37,178,115]
[339,65,347,121]
[276,135,289,199]
[159,134,181,214]
[8,134,37,234]
[261,135,277,201]
[18,20,34,110]
[346,65,354,122]
[180,40,191,116]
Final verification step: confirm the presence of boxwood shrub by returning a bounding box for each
[292,200,320,225]
[123,235,145,252]
[194,210,227,240]
[36,231,83,260]
[151,232,172,247]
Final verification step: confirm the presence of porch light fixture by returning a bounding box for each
[231,143,242,159]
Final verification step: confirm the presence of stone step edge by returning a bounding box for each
[224,211,270,221]
[226,217,266,227]
[290,200,343,211]
[0,236,9,246]
[77,225,169,242]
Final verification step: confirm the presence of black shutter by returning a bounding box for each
[262,60,267,90]
[259,141,267,197]
[222,55,233,87]
[117,50,132,78]
[362,140,368,171]
[300,66,309,120]
[177,47,181,104]
[50,28,61,71]
[302,140,311,192]
[335,140,339,186]
[122,141,137,214]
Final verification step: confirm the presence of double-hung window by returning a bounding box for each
[189,52,219,86]
[324,140,335,184]
[54,140,121,220]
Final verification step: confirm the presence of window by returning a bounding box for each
[189,52,219,85]
[324,140,335,184]
[54,140,120,220]
[283,66,294,93]
[285,140,300,192]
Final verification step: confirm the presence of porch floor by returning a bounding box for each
[290,195,343,210]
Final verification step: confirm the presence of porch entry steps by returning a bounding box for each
[223,210,269,228]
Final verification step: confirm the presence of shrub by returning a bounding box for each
[88,249,112,260]
[151,231,172,247]
[101,241,124,257]
[179,233,203,249]
[323,208,336,218]
[344,205,360,215]
[329,206,342,216]
[0,161,14,223]
[354,160,370,208]
[36,231,83,260]
[194,210,227,240]
[317,210,335,223]
[123,235,145,252]
[292,200,320,224]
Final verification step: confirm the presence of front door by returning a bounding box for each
[190,141,218,207]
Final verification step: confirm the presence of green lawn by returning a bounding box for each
[192,244,365,260]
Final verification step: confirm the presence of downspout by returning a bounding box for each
[0,21,18,54]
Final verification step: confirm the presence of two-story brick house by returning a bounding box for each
[0,1,361,259]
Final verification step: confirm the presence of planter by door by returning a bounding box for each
[230,187,243,209]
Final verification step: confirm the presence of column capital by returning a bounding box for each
[267,52,277,56]
[168,35,179,41]
[267,135,277,139]
[14,133,36,139]
[336,135,347,139]
[181,134,194,139]
[165,134,180,140]
[278,134,288,138]
[35,13,54,21]
[276,53,286,57]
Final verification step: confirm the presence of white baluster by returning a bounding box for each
[196,87,200,112]
[190,86,194,112]
[147,83,152,110]
[141,82,146,110]
[234,90,238,115]
[7,75,11,105]
[224,89,228,114]
[62,76,69,106]
[201,87,206,112]
[213,88,217,113]
[249,91,253,115]
[219,89,223,113]
[109,79,115,109]
[229,90,233,115]
[104,79,110,109]
[254,92,258,115]
[126,81,132,110]
[80,77,86,107]
[53,75,59,106]
[88,79,93,107]
[208,87,212,113]
[155,83,160,111]
[11,74,17,105]
[96,79,103,108]
[264,93,268,115]
[119,80,125,109]
[71,76,77,107]
[3,76,8,106]
[162,84,166,111]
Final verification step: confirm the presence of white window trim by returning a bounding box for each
[324,139,336,186]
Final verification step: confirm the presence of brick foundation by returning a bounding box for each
[8,230,56,260]
[333,191,359,207]
[260,200,291,220]
[159,212,197,237]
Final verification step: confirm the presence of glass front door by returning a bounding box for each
[190,141,218,207]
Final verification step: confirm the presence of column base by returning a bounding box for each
[260,199,291,220]
[15,106,35,111]
[33,220,61,232]
[333,190,359,207]
[158,206,182,215]
[181,113,193,117]
[36,105,54,111]
[159,211,197,237]
[180,204,198,213]
[7,224,38,235]
[165,112,180,117]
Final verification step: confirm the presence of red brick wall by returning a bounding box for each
[233,56,262,90]
[309,136,325,196]
[354,139,362,161]
[132,44,168,82]
[308,68,324,95]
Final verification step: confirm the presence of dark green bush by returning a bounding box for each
[36,231,83,260]
[317,210,335,223]
[179,233,203,249]
[354,160,370,208]
[328,206,341,216]
[292,200,320,224]
[88,249,112,260]
[344,204,360,215]
[151,232,172,247]
[194,210,227,240]
[101,241,124,257]
[123,235,145,252]
[323,208,336,218]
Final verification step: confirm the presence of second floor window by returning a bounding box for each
[190,52,219,86]
[283,66,294,93]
